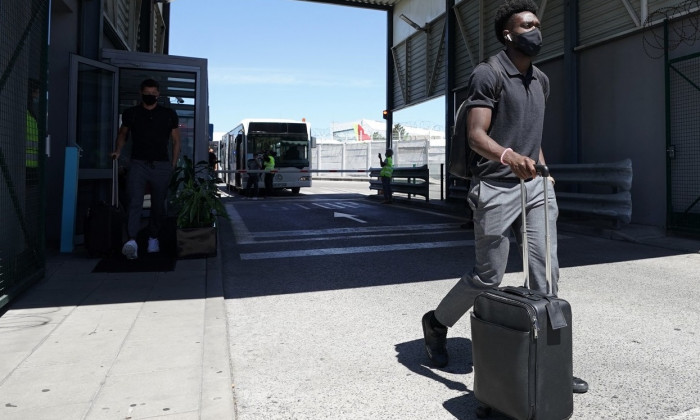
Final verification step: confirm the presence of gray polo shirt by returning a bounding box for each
[465,50,549,179]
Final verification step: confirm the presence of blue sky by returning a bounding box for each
[168,0,444,139]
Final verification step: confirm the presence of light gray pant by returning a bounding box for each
[435,177,559,327]
[126,160,172,239]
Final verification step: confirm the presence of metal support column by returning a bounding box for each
[385,8,394,148]
[564,0,579,163]
[79,0,102,59]
[445,0,456,200]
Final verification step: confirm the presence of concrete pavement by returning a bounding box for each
[0,250,234,419]
[1,185,699,419]
[223,186,700,419]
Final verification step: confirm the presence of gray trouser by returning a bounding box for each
[126,160,172,239]
[435,177,559,327]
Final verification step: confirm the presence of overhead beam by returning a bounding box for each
[539,0,548,20]
[620,0,642,27]
[453,5,476,68]
[296,0,393,11]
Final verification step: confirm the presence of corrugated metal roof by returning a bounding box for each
[296,0,403,10]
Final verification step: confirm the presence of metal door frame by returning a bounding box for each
[61,55,119,252]
[68,54,120,177]
[101,49,209,163]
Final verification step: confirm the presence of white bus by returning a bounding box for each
[221,119,312,194]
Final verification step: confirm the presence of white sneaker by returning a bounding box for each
[147,237,160,253]
[122,239,138,260]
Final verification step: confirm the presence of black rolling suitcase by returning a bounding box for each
[470,166,574,420]
[85,158,124,257]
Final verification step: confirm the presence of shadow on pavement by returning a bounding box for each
[220,203,690,299]
[2,218,216,313]
[395,337,473,392]
[394,338,511,419]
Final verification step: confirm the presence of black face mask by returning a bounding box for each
[142,94,158,105]
[513,28,542,57]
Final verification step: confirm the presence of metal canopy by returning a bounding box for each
[296,0,401,11]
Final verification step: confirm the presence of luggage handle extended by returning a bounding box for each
[111,157,119,208]
[520,164,568,330]
[520,164,550,289]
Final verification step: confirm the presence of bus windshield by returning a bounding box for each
[247,133,309,169]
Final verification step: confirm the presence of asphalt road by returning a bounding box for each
[219,181,700,420]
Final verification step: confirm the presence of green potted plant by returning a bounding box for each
[169,156,228,258]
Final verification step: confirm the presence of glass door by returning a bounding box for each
[69,55,119,174]
[66,55,119,248]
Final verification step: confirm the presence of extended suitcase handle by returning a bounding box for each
[521,163,552,292]
[112,156,119,208]
[521,164,567,329]
[534,164,549,177]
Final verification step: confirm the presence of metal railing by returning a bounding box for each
[549,159,633,227]
[368,165,430,201]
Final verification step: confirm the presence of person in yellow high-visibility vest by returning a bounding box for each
[23,79,41,246]
[26,79,40,176]
[263,149,275,197]
[378,148,394,204]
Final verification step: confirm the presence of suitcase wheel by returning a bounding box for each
[475,404,491,419]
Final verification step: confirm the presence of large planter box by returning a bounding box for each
[176,226,217,259]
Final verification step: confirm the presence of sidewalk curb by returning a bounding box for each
[201,234,236,419]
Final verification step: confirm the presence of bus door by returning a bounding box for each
[235,133,243,188]
[222,135,231,185]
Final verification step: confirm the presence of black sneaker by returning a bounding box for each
[422,310,448,368]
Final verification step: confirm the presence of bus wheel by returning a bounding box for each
[291,187,301,194]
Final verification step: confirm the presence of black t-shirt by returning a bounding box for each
[465,50,549,179]
[121,104,179,161]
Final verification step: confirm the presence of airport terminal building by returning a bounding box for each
[1,0,698,307]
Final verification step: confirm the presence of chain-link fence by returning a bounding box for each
[0,0,49,309]
[668,52,700,233]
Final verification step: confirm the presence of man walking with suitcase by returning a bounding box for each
[421,0,588,394]
[111,79,181,260]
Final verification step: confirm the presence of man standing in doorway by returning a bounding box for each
[421,0,588,393]
[111,79,181,259]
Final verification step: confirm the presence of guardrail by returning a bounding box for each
[368,165,430,201]
[549,158,633,227]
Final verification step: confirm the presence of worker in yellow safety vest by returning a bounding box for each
[263,149,275,197]
[26,79,40,173]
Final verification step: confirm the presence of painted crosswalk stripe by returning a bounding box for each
[252,223,461,239]
[665,408,700,420]
[239,240,475,260]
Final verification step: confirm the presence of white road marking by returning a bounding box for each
[250,223,461,239]
[226,200,467,246]
[239,240,475,260]
[311,202,364,209]
[333,212,366,223]
[226,203,254,243]
[665,408,700,420]
[241,228,465,245]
